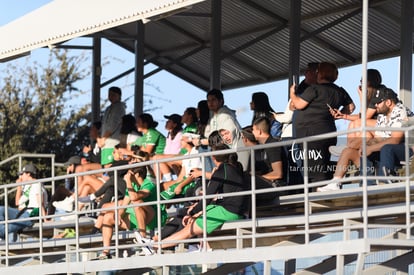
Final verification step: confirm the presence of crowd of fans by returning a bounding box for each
[4,62,414,259]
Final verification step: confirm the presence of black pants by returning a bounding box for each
[95,176,126,208]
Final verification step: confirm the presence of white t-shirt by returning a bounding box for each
[182,147,202,175]
[19,183,47,213]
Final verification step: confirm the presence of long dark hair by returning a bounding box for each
[197,100,210,137]
[251,92,275,124]
[139,113,158,129]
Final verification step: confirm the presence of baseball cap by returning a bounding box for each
[164,114,182,125]
[19,163,37,175]
[64,156,81,166]
[371,86,398,105]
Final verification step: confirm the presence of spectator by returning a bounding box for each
[131,113,166,156]
[192,100,214,172]
[181,107,198,135]
[152,113,184,182]
[252,117,286,185]
[199,89,241,147]
[78,145,138,208]
[163,114,184,155]
[250,91,281,139]
[318,86,413,191]
[329,69,383,156]
[272,99,293,140]
[82,121,102,164]
[160,133,202,200]
[290,62,355,183]
[152,144,247,250]
[97,164,167,259]
[0,164,48,239]
[119,114,141,149]
[219,128,249,172]
[97,86,126,167]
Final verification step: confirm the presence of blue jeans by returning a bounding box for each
[198,146,214,173]
[0,206,33,239]
[377,143,413,176]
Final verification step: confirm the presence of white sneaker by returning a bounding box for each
[53,196,74,212]
[134,231,154,255]
[329,145,347,157]
[317,183,341,192]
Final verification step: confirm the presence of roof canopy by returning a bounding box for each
[0,0,205,61]
[0,0,412,91]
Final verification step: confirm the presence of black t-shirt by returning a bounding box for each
[190,162,247,216]
[295,83,353,136]
[255,136,283,175]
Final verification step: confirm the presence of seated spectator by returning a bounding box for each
[250,91,282,139]
[134,113,166,156]
[82,121,102,164]
[96,164,167,258]
[152,113,183,181]
[252,117,285,184]
[181,107,198,135]
[160,133,202,200]
[328,69,383,156]
[318,87,414,191]
[78,145,135,208]
[119,114,141,149]
[152,144,248,250]
[0,164,48,239]
[219,128,250,172]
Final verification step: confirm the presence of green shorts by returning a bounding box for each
[101,148,114,165]
[126,205,168,231]
[195,204,242,234]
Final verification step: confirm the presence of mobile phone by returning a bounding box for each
[326,103,334,111]
[292,75,296,85]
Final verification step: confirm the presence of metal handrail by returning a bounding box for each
[0,124,412,273]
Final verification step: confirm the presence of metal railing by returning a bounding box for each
[0,124,413,273]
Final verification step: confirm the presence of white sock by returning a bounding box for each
[90,193,96,200]
[163,173,172,181]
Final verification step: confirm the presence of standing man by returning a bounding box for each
[97,86,126,166]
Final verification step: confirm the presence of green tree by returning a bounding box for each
[0,49,91,183]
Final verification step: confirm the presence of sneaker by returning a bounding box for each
[52,196,74,212]
[78,195,94,203]
[96,251,112,260]
[134,231,154,255]
[329,145,347,157]
[317,182,341,192]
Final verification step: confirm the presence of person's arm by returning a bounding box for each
[339,102,355,115]
[364,131,404,156]
[15,178,23,207]
[289,84,309,110]
[261,161,283,181]
[123,172,150,201]
[174,176,194,195]
[273,100,293,124]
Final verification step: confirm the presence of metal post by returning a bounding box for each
[399,0,413,109]
[210,0,221,90]
[92,37,101,123]
[289,0,301,88]
[135,21,145,117]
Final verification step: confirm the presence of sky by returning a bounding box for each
[0,0,409,135]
